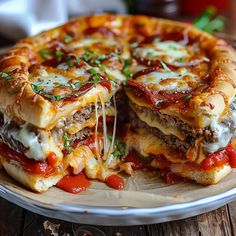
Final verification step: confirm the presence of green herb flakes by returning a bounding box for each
[64,34,73,43]
[63,132,71,151]
[31,84,43,94]
[0,72,12,80]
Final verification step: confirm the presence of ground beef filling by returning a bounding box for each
[0,102,112,157]
[129,100,236,154]
[129,110,194,152]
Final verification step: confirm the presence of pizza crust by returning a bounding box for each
[0,14,235,129]
[0,158,64,192]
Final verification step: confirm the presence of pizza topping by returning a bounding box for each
[131,35,209,69]
[83,27,116,36]
[29,65,112,102]
[0,72,12,80]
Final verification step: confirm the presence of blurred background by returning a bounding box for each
[0,0,235,46]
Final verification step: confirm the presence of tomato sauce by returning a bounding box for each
[56,172,91,194]
[0,143,55,176]
[124,150,150,170]
[200,144,236,170]
[106,175,124,190]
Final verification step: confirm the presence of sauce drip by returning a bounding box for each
[56,172,91,194]
[106,175,124,190]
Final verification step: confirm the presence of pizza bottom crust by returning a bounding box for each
[0,159,64,192]
[151,159,232,185]
[126,128,232,185]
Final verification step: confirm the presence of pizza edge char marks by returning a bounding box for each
[0,14,235,192]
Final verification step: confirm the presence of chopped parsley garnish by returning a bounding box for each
[65,54,80,67]
[146,51,155,57]
[31,84,43,94]
[63,132,71,152]
[44,94,67,101]
[132,51,140,57]
[55,50,63,62]
[64,34,73,43]
[107,134,126,158]
[122,59,133,78]
[96,54,107,60]
[82,51,93,62]
[0,72,12,80]
[38,49,52,60]
[154,38,161,43]
[168,45,177,50]
[160,60,172,72]
[177,57,184,63]
[88,68,101,84]
[110,49,120,57]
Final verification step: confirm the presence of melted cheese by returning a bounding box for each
[11,124,45,161]
[130,102,186,140]
[203,108,236,153]
[65,106,115,135]
[139,41,188,59]
[136,68,199,92]
[126,128,188,164]
[0,115,63,161]
[105,68,127,82]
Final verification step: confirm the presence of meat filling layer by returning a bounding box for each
[130,99,236,154]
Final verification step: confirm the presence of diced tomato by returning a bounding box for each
[56,172,91,194]
[106,175,124,190]
[201,149,228,170]
[47,152,58,167]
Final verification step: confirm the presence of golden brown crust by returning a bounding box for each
[0,160,64,192]
[0,14,235,129]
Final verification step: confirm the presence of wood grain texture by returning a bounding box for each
[227,201,236,235]
[0,198,24,236]
[0,197,235,236]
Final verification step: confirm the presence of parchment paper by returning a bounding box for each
[0,169,236,209]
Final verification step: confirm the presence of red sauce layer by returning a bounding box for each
[0,143,56,176]
[124,150,150,170]
[201,144,236,170]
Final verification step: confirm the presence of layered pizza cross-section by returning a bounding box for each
[125,32,236,184]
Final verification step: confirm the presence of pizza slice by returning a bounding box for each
[125,27,236,184]
[0,24,128,192]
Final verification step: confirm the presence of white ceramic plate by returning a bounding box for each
[0,170,236,225]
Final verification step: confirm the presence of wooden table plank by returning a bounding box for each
[196,206,232,236]
[18,202,234,236]
[22,209,147,236]
[0,197,25,236]
[227,201,236,235]
[146,206,233,236]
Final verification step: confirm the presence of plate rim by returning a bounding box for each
[0,183,236,225]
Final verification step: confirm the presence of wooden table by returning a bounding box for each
[0,197,235,235]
